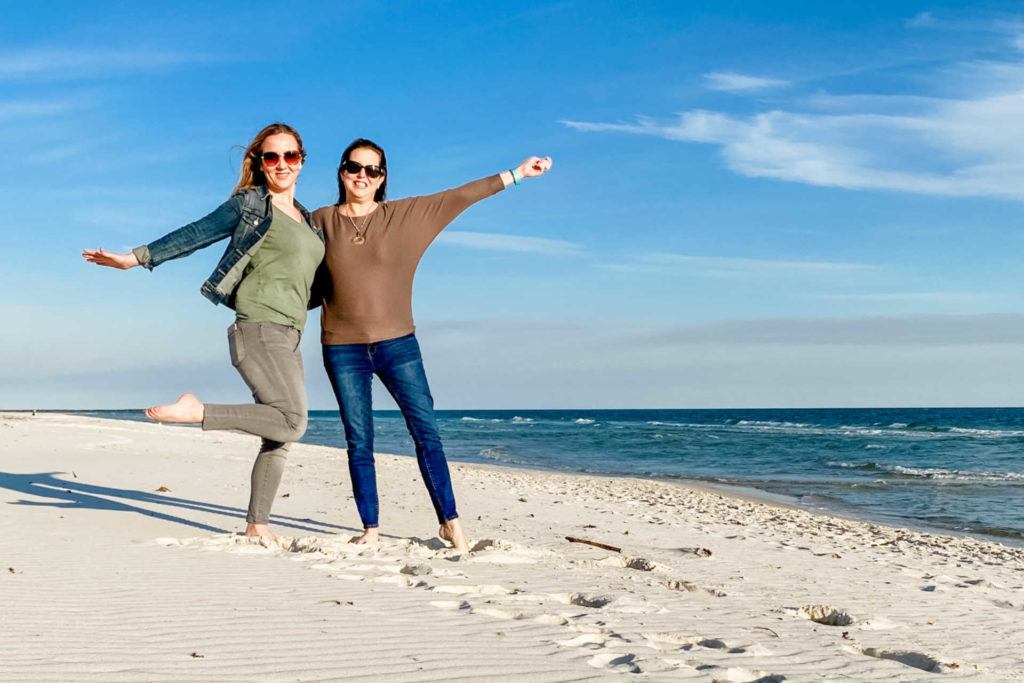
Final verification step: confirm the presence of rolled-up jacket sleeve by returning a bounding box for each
[133,195,243,270]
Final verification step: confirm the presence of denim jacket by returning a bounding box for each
[132,186,326,309]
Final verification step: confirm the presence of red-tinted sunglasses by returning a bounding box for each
[260,150,304,166]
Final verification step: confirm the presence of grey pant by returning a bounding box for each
[203,321,307,524]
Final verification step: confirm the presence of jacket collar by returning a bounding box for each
[248,185,314,223]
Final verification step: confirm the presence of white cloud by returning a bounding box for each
[906,11,937,28]
[436,230,583,255]
[399,316,1024,408]
[704,71,790,93]
[638,252,875,273]
[630,313,1024,346]
[0,47,214,80]
[808,292,991,303]
[0,97,79,122]
[563,59,1024,199]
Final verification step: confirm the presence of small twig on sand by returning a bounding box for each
[752,626,780,638]
[565,536,622,553]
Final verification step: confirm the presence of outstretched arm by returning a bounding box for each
[499,156,553,188]
[81,194,243,272]
[407,155,555,244]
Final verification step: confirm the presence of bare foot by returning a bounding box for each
[350,527,379,544]
[439,518,469,553]
[244,523,277,547]
[145,392,205,423]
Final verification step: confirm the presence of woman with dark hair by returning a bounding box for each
[82,122,325,545]
[314,138,552,552]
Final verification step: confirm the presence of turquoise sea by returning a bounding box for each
[75,408,1024,545]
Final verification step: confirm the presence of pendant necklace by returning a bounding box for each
[343,205,373,245]
[346,214,370,248]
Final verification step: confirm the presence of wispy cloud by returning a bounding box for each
[906,11,937,29]
[437,230,584,255]
[704,71,790,93]
[807,291,992,303]
[643,252,874,272]
[596,252,876,277]
[0,47,216,81]
[636,313,1024,346]
[564,40,1024,200]
[563,93,1024,199]
[0,97,81,122]
[904,10,1024,39]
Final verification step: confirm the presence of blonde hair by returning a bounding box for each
[232,122,306,194]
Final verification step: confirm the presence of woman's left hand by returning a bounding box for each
[517,156,553,179]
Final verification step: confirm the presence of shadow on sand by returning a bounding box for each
[0,470,355,535]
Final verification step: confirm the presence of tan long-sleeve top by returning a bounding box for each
[313,174,505,345]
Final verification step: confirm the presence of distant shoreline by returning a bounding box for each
[34,409,1024,548]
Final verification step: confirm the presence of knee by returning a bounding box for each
[259,439,290,457]
[342,420,373,453]
[409,421,441,446]
[279,412,307,443]
[347,441,375,462]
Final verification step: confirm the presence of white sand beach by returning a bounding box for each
[1,412,1023,681]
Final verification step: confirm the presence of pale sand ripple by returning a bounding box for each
[2,412,1024,680]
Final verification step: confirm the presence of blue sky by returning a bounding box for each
[4,1,1024,408]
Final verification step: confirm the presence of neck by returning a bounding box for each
[342,196,378,216]
[268,186,295,206]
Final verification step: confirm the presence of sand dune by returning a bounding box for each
[2,412,1022,681]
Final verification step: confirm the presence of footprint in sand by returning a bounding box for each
[547,592,614,608]
[699,666,786,683]
[663,578,727,597]
[556,633,607,648]
[595,555,663,572]
[850,646,962,674]
[532,614,570,626]
[430,584,513,597]
[586,652,642,674]
[856,616,902,631]
[465,538,548,564]
[642,632,751,654]
[991,599,1021,610]
[955,578,999,589]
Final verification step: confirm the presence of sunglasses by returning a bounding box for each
[341,159,386,179]
[260,150,303,166]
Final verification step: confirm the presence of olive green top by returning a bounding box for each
[234,205,325,331]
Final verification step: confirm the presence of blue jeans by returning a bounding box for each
[322,333,458,528]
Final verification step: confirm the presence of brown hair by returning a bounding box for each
[336,138,388,204]
[232,122,306,194]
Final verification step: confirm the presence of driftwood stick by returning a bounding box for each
[565,536,622,553]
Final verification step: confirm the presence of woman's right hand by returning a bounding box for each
[82,248,140,270]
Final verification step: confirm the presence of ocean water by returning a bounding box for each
[74,408,1024,545]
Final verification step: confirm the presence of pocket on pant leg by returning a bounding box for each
[228,323,246,367]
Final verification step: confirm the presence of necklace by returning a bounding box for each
[341,204,375,245]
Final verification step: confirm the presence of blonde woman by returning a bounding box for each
[83,122,325,544]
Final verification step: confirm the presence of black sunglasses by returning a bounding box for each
[260,150,304,166]
[341,159,386,179]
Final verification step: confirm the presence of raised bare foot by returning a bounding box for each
[244,522,277,547]
[350,527,380,544]
[439,518,469,553]
[145,392,205,423]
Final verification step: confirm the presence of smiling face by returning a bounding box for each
[260,133,303,194]
[341,146,385,203]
